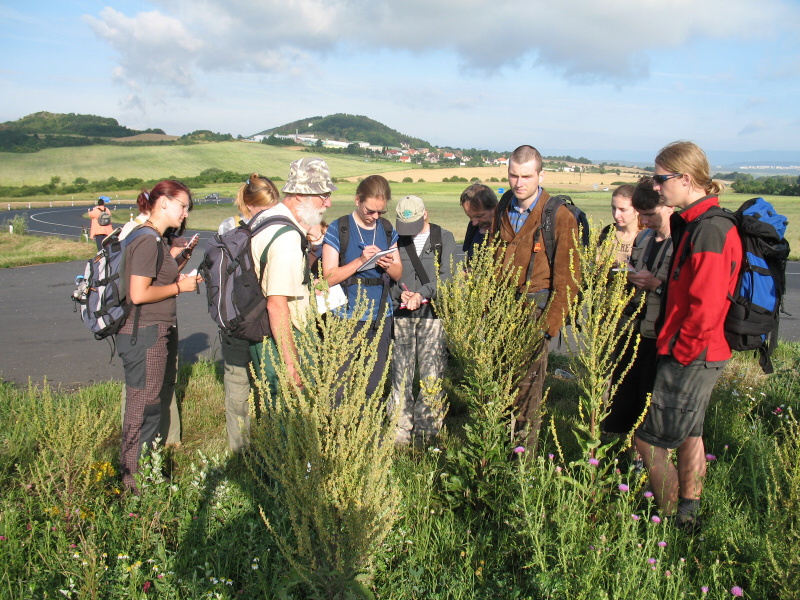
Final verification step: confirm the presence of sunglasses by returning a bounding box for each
[363,208,388,216]
[653,173,682,184]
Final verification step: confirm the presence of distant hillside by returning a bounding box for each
[1,111,163,138]
[257,113,431,148]
[0,112,169,153]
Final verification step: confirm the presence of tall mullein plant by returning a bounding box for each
[247,290,399,599]
[564,223,643,456]
[435,238,547,511]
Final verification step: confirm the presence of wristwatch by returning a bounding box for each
[654,283,663,296]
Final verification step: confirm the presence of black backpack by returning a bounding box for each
[672,197,789,373]
[199,215,308,342]
[495,190,589,283]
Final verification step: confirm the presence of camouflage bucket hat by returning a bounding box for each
[282,157,338,195]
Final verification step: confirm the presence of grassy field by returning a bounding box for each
[0,142,413,187]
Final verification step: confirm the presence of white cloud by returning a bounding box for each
[84,0,800,97]
[739,120,769,135]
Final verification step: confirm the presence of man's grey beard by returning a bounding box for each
[297,197,324,227]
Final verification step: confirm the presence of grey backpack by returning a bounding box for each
[199,215,308,342]
[71,226,163,342]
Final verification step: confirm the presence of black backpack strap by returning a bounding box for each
[494,189,515,234]
[337,216,349,267]
[672,207,734,282]
[430,223,443,266]
[399,235,430,286]
[542,195,569,263]
[254,216,310,287]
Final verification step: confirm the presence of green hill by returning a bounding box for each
[0,111,162,138]
[258,113,431,148]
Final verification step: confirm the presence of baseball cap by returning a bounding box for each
[282,157,338,195]
[395,195,426,236]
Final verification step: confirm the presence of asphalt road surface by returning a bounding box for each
[2,203,800,388]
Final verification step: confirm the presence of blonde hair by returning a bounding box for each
[655,141,724,196]
[235,173,280,218]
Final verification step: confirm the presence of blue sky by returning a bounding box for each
[2,0,799,163]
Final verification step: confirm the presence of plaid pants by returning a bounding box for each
[117,322,178,491]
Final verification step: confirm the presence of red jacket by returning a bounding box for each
[657,196,742,365]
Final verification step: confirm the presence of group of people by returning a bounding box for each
[112,141,741,531]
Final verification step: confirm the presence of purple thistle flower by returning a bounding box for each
[648,557,656,564]
[513,446,525,454]
[618,483,629,492]
[644,491,654,498]
[658,541,667,547]
[588,458,600,466]
[731,586,743,597]
[631,514,640,521]
[701,586,709,594]
[548,453,554,460]
[706,453,717,461]
[651,515,661,524]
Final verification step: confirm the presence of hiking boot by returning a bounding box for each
[674,513,702,534]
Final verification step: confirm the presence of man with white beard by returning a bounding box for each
[249,157,335,390]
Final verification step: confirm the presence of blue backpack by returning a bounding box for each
[676,197,789,373]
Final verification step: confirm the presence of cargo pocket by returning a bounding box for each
[117,325,159,389]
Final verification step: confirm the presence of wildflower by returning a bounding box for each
[548,454,554,460]
[665,570,672,577]
[128,512,139,518]
[724,445,729,450]
[0,536,5,541]
[555,466,562,473]
[705,454,716,462]
[513,446,525,454]
[251,564,258,570]
[644,491,654,498]
[618,484,629,492]
[648,558,656,564]
[631,514,640,521]
[731,586,743,597]
[658,541,667,547]
[143,581,151,592]
[588,458,599,466]
[702,587,709,593]
[651,515,661,524]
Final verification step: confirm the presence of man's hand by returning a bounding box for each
[628,268,661,292]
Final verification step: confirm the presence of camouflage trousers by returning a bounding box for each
[390,317,446,442]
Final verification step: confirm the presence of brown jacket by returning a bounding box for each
[492,189,580,337]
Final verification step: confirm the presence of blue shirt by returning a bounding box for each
[508,188,542,233]
[323,214,399,320]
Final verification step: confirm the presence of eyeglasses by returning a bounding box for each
[362,208,387,216]
[653,173,682,184]
[169,197,189,212]
[317,192,332,200]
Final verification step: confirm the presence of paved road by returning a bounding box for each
[2,204,800,388]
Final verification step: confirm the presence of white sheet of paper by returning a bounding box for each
[316,284,347,314]
[356,248,394,272]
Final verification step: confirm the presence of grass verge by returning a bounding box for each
[0,232,94,268]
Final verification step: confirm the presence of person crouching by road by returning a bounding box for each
[634,141,742,529]
[390,195,456,446]
[219,174,280,453]
[322,175,402,399]
[249,158,334,396]
[117,181,202,492]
